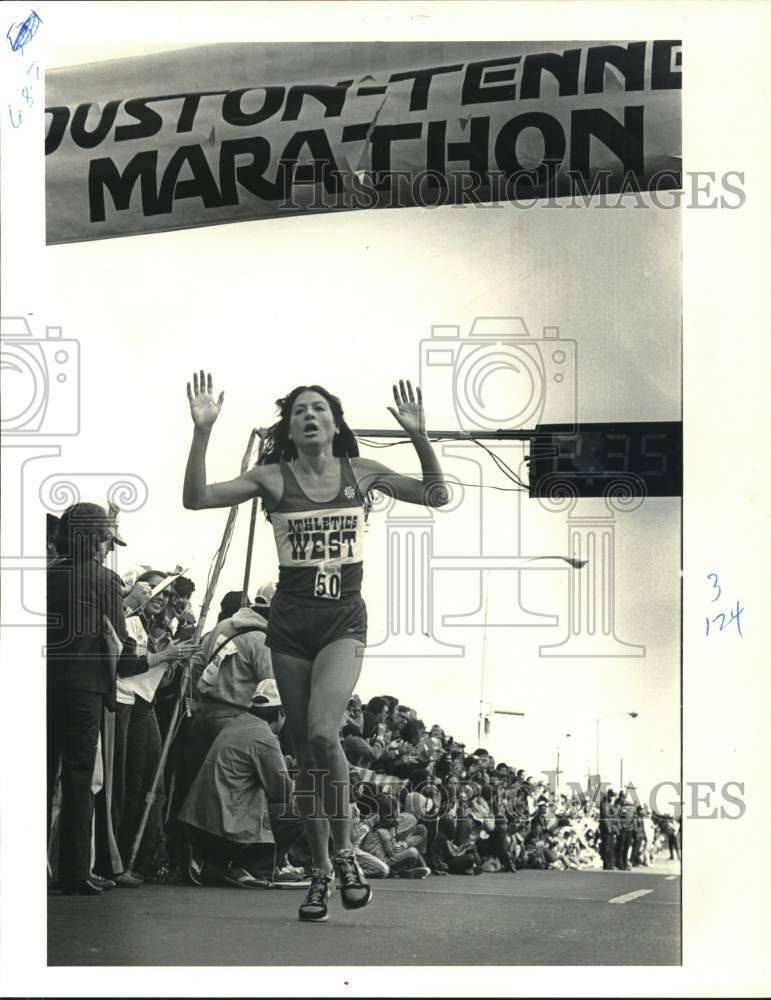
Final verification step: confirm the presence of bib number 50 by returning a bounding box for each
[314,566,342,600]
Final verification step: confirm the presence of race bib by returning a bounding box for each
[314,562,342,600]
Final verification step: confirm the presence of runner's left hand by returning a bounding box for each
[387,379,426,438]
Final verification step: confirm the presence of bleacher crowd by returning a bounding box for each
[46,502,680,895]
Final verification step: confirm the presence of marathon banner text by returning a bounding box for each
[45,41,682,244]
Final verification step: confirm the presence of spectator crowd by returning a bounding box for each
[46,502,681,896]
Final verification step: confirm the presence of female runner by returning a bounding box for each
[183,372,448,921]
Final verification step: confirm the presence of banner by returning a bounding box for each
[45,41,681,244]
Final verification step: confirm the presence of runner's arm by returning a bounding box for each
[183,430,268,509]
[183,369,270,510]
[352,452,449,508]
[351,378,449,506]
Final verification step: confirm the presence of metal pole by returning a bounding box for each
[478,577,489,746]
[241,432,265,606]
[126,428,258,873]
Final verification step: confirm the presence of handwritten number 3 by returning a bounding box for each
[707,573,721,603]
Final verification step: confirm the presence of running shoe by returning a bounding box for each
[333,848,373,910]
[298,869,335,922]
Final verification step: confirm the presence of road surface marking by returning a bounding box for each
[370,885,678,905]
[608,889,654,904]
[665,875,678,880]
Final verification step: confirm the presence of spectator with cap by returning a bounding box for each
[178,679,307,888]
[47,503,177,895]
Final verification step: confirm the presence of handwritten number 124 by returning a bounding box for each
[706,573,743,638]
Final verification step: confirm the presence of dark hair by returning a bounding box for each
[137,570,165,586]
[218,590,245,622]
[400,720,421,746]
[257,385,372,518]
[173,575,195,600]
[366,696,388,716]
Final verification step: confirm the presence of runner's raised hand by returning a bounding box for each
[187,370,224,431]
[387,379,426,438]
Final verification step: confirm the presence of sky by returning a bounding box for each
[20,37,683,795]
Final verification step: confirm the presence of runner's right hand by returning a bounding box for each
[187,370,224,430]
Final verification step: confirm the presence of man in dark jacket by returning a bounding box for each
[47,504,156,893]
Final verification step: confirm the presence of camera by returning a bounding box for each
[0,317,80,435]
[419,317,576,433]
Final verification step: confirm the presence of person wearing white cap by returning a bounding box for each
[178,678,307,889]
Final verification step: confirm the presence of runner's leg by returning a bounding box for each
[271,652,331,873]
[307,638,365,852]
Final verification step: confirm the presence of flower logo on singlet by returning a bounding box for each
[344,486,356,500]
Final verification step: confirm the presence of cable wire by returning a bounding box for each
[358,433,531,491]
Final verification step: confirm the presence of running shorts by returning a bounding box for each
[265,590,367,661]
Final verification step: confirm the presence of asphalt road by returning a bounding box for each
[48,862,680,967]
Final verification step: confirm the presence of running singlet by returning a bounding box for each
[266,458,366,601]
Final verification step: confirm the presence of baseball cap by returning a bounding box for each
[55,502,112,552]
[252,678,282,708]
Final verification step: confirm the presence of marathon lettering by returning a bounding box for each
[44,41,682,241]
